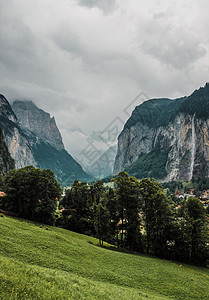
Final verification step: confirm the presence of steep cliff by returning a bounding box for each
[12,101,64,150]
[0,127,15,175]
[12,100,93,184]
[0,94,37,169]
[114,83,209,181]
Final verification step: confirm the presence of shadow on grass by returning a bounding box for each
[87,241,209,271]
[87,240,146,257]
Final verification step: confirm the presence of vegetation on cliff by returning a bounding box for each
[125,148,170,179]
[124,97,184,130]
[118,83,209,181]
[178,83,209,119]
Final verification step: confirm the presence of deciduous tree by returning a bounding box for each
[2,166,61,224]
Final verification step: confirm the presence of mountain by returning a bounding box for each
[88,144,117,179]
[0,127,15,175]
[65,127,118,178]
[12,101,65,150]
[0,94,36,170]
[114,83,209,181]
[0,95,15,174]
[0,95,93,184]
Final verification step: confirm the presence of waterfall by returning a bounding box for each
[190,115,196,180]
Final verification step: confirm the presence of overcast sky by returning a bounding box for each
[0,0,209,162]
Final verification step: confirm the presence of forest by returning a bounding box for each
[0,166,208,266]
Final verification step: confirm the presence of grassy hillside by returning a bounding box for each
[0,216,209,299]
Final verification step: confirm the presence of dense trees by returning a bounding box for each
[1,166,61,224]
[93,198,111,246]
[60,180,91,233]
[139,178,174,257]
[178,198,208,264]
[113,172,141,251]
[59,174,208,266]
[1,165,208,266]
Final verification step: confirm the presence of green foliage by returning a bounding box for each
[178,198,208,264]
[0,217,209,300]
[60,174,208,265]
[162,177,209,194]
[139,178,174,257]
[60,180,92,233]
[125,148,170,179]
[2,166,61,224]
[0,174,3,189]
[113,172,142,251]
[124,84,209,132]
[186,177,209,192]
[90,180,106,204]
[178,83,209,119]
[162,181,184,194]
[93,198,111,246]
[124,97,184,129]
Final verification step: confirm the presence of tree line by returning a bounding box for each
[0,166,61,225]
[0,167,208,266]
[59,171,208,266]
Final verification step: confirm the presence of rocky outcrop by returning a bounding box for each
[12,101,64,150]
[0,95,93,184]
[114,83,209,181]
[0,94,36,169]
[0,128,15,175]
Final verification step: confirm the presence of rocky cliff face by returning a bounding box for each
[0,95,93,184]
[0,94,37,169]
[0,127,15,175]
[12,101,64,150]
[114,83,209,181]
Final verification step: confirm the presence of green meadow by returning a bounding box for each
[0,216,208,299]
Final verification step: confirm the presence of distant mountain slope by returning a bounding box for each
[32,141,92,184]
[114,83,209,181]
[12,100,93,185]
[88,144,117,179]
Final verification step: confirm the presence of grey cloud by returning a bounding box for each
[142,30,206,70]
[140,11,207,70]
[0,11,37,71]
[0,7,53,90]
[1,0,209,158]
[77,0,116,13]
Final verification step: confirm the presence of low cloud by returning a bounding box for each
[77,0,117,13]
[0,0,209,156]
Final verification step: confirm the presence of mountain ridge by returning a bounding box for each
[0,95,93,184]
[114,83,209,181]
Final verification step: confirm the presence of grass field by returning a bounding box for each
[0,216,209,299]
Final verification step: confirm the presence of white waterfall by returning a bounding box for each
[190,114,196,180]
